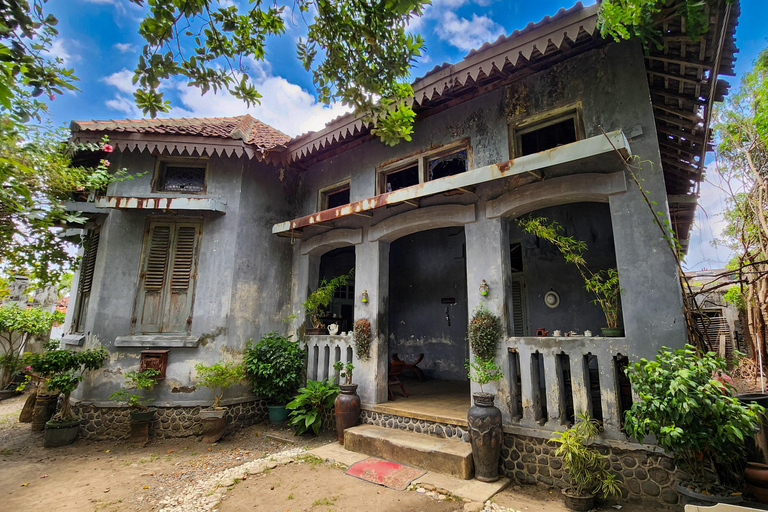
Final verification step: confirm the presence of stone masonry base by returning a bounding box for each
[74,398,267,440]
[360,408,678,507]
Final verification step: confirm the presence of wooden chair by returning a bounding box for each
[388,361,408,401]
[392,353,424,382]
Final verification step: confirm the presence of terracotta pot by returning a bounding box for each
[745,462,768,503]
[200,408,227,443]
[561,489,594,512]
[467,393,502,482]
[31,394,59,431]
[335,384,360,444]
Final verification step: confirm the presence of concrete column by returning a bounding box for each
[599,356,623,439]
[569,351,590,419]
[290,248,319,337]
[354,235,390,404]
[543,353,562,428]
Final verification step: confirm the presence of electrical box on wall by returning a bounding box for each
[140,350,170,380]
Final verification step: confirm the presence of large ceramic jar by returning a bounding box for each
[335,384,361,444]
[467,392,503,482]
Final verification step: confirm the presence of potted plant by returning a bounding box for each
[466,356,504,482]
[301,269,353,335]
[624,345,764,504]
[551,412,621,511]
[109,368,161,444]
[286,379,339,436]
[194,361,245,443]
[27,347,108,447]
[517,217,624,336]
[332,360,360,443]
[244,332,305,423]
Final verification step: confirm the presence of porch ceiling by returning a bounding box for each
[271,129,631,237]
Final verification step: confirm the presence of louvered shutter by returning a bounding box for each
[162,223,200,333]
[511,280,526,337]
[134,221,201,334]
[74,230,100,332]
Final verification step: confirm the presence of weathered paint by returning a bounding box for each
[95,195,227,213]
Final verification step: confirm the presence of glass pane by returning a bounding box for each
[428,150,467,180]
[162,166,205,192]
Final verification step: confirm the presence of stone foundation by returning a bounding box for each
[360,409,470,442]
[74,399,267,440]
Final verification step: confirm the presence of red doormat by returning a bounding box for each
[344,457,427,491]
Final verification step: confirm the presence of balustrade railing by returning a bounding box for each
[303,335,356,384]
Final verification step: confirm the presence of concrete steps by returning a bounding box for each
[343,424,474,479]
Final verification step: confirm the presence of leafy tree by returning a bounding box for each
[0,304,58,388]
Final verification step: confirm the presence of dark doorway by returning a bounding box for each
[318,247,355,333]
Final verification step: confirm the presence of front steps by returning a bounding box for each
[344,424,474,479]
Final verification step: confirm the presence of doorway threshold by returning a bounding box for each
[365,379,471,426]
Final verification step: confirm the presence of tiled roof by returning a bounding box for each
[70,115,290,152]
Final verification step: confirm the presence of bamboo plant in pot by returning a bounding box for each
[27,347,109,447]
[466,306,504,482]
[332,361,360,443]
[109,368,160,444]
[624,345,764,505]
[194,361,245,443]
[244,332,305,423]
[551,412,621,511]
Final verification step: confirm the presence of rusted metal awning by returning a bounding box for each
[272,129,630,236]
[94,196,227,213]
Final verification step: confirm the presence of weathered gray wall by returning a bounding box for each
[388,227,469,380]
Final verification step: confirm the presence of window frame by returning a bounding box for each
[375,138,472,195]
[131,217,203,335]
[71,228,101,334]
[318,180,351,211]
[152,157,209,195]
[508,103,585,158]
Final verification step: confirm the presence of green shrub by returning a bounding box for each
[286,379,339,436]
[624,345,765,490]
[194,361,245,408]
[109,368,161,410]
[465,358,502,394]
[0,305,58,388]
[468,307,501,362]
[244,332,305,405]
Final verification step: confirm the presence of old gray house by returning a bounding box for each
[66,1,737,503]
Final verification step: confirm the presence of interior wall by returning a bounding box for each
[388,227,468,381]
[318,247,355,333]
[510,202,620,335]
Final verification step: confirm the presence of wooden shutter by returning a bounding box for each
[511,280,526,337]
[74,230,100,332]
[134,220,201,334]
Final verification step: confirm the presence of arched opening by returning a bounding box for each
[384,226,469,419]
[316,246,355,334]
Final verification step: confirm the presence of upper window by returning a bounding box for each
[133,219,202,334]
[320,182,350,210]
[376,140,471,194]
[510,105,583,157]
[154,159,207,194]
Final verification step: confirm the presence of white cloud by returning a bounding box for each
[436,12,505,52]
[104,94,142,118]
[683,165,734,271]
[113,42,137,53]
[49,39,79,66]
[101,69,135,94]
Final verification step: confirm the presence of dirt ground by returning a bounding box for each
[0,392,650,512]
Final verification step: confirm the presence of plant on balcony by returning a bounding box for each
[624,345,764,499]
[301,269,354,331]
[517,216,622,335]
[468,306,502,362]
[551,411,621,510]
[353,318,372,361]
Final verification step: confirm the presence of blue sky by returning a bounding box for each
[43,0,767,269]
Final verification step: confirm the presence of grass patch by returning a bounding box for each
[311,496,338,507]
[287,493,294,500]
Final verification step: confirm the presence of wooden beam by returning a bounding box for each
[650,88,707,105]
[654,112,701,130]
[645,55,712,69]
[660,144,700,160]
[647,69,708,86]
[657,125,704,144]
[658,137,704,155]
[668,194,699,204]
[653,104,702,123]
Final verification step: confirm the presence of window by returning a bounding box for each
[154,159,207,193]
[72,229,100,333]
[320,182,350,210]
[510,105,584,157]
[376,139,471,194]
[133,220,202,334]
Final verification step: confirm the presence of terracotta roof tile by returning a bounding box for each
[71,115,290,152]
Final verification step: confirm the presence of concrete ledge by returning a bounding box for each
[114,334,200,348]
[344,424,473,480]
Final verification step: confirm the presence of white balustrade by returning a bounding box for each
[303,335,356,384]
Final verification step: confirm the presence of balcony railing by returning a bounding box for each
[302,335,357,384]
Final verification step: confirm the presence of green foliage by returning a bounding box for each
[353,318,372,361]
[624,345,764,489]
[27,346,108,422]
[723,286,745,311]
[286,379,339,436]
[333,360,354,385]
[194,361,245,408]
[108,368,161,410]
[0,352,22,388]
[244,332,305,405]
[465,358,503,394]
[517,217,622,329]
[468,307,502,362]
[302,269,354,329]
[598,0,725,49]
[0,304,58,388]
[551,412,622,498]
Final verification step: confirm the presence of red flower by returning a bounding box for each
[103,144,114,153]
[49,94,55,101]
[100,159,111,167]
